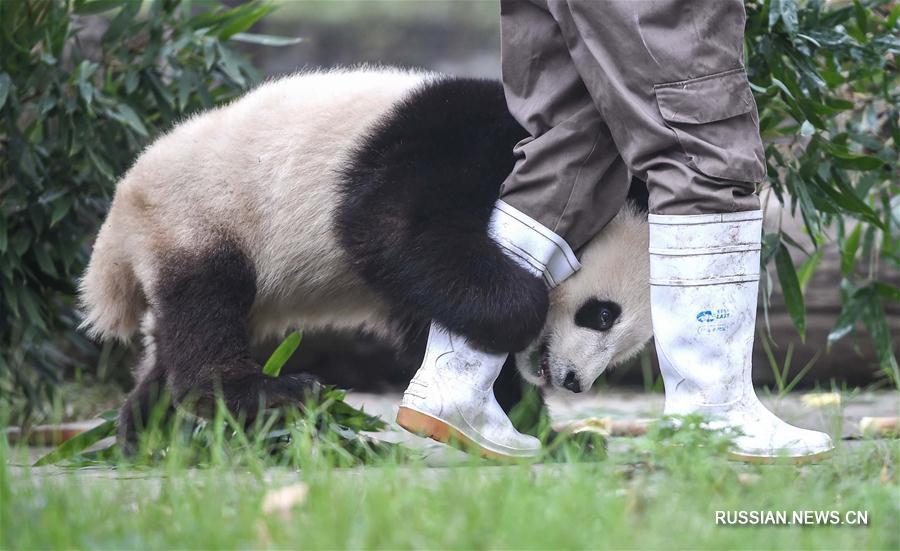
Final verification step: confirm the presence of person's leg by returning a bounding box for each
[545,0,830,459]
[545,0,760,215]
[499,0,630,253]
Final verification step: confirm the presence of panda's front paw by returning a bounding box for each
[453,273,549,353]
[262,373,323,408]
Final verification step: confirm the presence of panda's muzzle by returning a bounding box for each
[563,371,582,393]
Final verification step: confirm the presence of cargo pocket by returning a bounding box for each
[654,68,766,183]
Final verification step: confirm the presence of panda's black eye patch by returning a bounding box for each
[574,299,621,332]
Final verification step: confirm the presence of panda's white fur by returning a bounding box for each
[81,68,431,347]
[80,68,652,444]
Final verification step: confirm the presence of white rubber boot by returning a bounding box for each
[397,200,580,458]
[649,210,834,461]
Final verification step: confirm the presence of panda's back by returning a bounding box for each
[123,67,431,243]
[108,68,431,339]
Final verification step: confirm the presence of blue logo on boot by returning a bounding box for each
[696,310,715,323]
[696,308,730,334]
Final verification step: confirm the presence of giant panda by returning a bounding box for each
[78,67,653,448]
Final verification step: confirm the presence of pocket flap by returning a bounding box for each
[654,69,755,125]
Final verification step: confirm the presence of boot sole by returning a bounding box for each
[396,406,530,461]
[727,448,834,464]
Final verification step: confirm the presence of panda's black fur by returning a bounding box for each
[336,78,549,354]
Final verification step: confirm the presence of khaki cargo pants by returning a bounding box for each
[499,0,765,251]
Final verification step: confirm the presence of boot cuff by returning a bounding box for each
[649,210,762,286]
[649,209,763,254]
[490,201,581,288]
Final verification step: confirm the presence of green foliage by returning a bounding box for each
[746,0,898,384]
[32,385,400,469]
[33,333,397,468]
[0,0,292,421]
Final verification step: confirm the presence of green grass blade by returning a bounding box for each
[782,352,819,396]
[780,343,795,394]
[760,331,784,392]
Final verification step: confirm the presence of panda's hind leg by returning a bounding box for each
[117,356,172,456]
[153,239,320,426]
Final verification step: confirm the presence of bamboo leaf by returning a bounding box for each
[216,44,247,87]
[102,0,141,44]
[775,243,806,341]
[33,419,117,466]
[852,0,868,35]
[34,246,57,277]
[840,223,862,277]
[262,331,302,377]
[769,0,783,30]
[811,174,882,227]
[73,0,121,15]
[873,282,900,303]
[50,196,73,227]
[111,104,149,137]
[230,33,303,47]
[216,4,272,40]
[828,291,865,345]
[780,0,799,35]
[0,73,11,109]
[797,250,822,291]
[816,138,884,170]
[860,294,900,386]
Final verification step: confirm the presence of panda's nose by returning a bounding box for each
[563,371,582,393]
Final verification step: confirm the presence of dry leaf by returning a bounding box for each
[800,392,841,408]
[262,483,309,520]
[860,417,899,438]
[554,417,651,437]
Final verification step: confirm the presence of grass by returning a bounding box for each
[3,335,889,549]
[2,410,898,550]
[4,337,896,549]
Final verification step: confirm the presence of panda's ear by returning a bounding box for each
[574,299,621,331]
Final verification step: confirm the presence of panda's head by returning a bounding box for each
[514,204,652,392]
